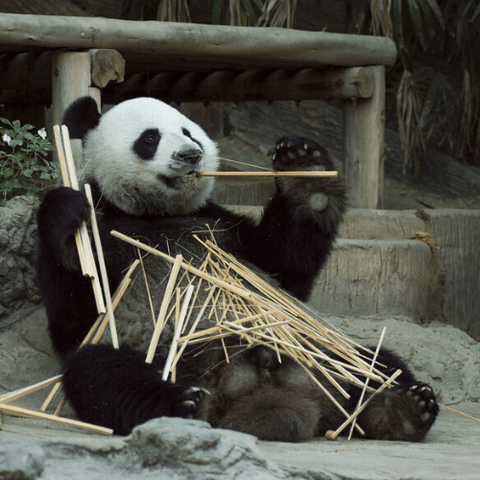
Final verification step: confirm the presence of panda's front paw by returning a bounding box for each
[38,186,90,239]
[406,383,439,424]
[170,385,210,419]
[271,136,342,214]
[272,136,333,173]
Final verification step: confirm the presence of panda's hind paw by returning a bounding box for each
[170,385,210,419]
[406,383,439,423]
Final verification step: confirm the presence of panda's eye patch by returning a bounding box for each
[133,128,161,160]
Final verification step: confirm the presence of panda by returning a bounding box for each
[36,96,438,440]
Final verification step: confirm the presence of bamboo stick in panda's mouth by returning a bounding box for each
[186,170,338,178]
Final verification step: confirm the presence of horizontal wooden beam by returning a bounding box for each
[0,14,397,72]
[106,66,375,103]
[0,49,124,90]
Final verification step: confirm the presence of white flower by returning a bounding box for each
[38,128,47,139]
[2,133,11,146]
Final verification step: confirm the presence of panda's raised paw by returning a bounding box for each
[272,136,334,172]
[169,385,210,419]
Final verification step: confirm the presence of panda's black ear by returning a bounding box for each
[62,96,101,140]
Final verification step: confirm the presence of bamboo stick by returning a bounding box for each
[110,231,253,300]
[163,284,195,381]
[145,254,183,364]
[440,404,480,424]
[188,171,338,178]
[138,248,156,326]
[326,369,403,440]
[53,125,106,313]
[347,327,387,440]
[84,183,118,349]
[0,375,63,404]
[0,402,112,436]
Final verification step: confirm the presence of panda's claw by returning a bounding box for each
[170,384,210,418]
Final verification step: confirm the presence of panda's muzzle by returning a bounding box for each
[174,148,203,166]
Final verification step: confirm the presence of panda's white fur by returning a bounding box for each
[82,98,219,216]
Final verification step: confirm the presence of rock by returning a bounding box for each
[0,434,45,480]
[36,418,341,480]
[0,196,41,325]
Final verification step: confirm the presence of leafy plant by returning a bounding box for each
[357,0,480,173]
[0,118,58,206]
[150,0,297,27]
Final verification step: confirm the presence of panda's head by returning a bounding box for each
[63,96,219,216]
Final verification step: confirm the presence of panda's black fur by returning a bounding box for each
[36,96,438,440]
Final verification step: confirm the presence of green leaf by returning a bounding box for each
[241,0,259,25]
[392,0,405,50]
[212,0,223,24]
[0,117,12,127]
[10,138,23,148]
[407,0,428,51]
[424,0,445,29]
[1,168,14,178]
[473,1,480,21]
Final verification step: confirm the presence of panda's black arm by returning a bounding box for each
[233,137,346,301]
[36,187,99,358]
[241,193,340,301]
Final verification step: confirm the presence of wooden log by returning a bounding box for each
[52,52,91,129]
[0,49,124,90]
[343,65,385,209]
[0,14,397,71]
[89,49,125,88]
[107,66,375,103]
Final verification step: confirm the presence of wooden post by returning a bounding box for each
[343,65,385,209]
[52,52,101,168]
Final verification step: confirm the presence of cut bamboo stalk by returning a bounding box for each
[111,231,253,300]
[138,248,157,326]
[84,183,118,349]
[326,369,403,440]
[145,254,183,364]
[348,326,387,440]
[0,402,113,436]
[440,404,480,424]
[170,286,218,373]
[40,382,62,413]
[53,125,106,313]
[162,284,195,381]
[0,375,63,404]
[188,170,338,178]
[300,364,365,436]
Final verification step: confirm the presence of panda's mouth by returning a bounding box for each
[159,171,197,188]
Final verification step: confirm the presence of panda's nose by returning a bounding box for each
[175,147,203,165]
